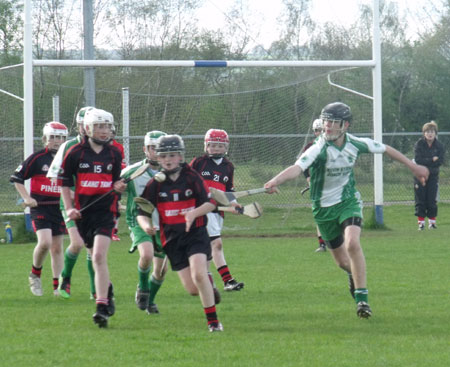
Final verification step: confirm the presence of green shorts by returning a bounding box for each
[128,225,165,258]
[313,197,363,241]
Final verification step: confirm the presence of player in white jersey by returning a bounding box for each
[121,131,168,314]
[265,102,429,319]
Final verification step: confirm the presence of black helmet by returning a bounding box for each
[320,102,352,123]
[156,134,185,154]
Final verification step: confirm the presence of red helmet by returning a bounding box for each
[204,129,229,152]
[43,121,68,139]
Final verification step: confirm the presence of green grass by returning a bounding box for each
[0,205,449,367]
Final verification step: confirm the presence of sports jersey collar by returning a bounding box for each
[326,133,349,151]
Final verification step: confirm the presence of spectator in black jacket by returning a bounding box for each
[414,121,445,230]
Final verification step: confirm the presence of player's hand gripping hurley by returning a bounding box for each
[217,202,263,219]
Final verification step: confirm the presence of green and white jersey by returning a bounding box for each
[47,135,83,179]
[121,159,159,228]
[295,133,386,208]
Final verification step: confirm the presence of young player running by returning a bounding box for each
[122,130,168,314]
[190,129,244,292]
[264,102,429,319]
[61,108,126,328]
[10,122,68,296]
[47,107,97,299]
[137,135,223,332]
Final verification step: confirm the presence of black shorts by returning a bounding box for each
[31,207,66,236]
[76,211,115,249]
[164,226,211,271]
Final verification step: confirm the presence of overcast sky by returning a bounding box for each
[196,0,436,48]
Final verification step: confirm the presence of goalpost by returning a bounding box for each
[20,0,384,224]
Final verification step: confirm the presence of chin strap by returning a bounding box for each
[208,153,225,159]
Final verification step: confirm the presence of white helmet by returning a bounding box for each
[43,121,68,140]
[312,119,323,131]
[145,130,167,147]
[83,108,114,145]
[76,106,94,124]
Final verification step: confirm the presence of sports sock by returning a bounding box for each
[204,305,219,325]
[53,277,59,290]
[217,265,233,284]
[354,288,369,303]
[138,265,151,291]
[86,253,96,296]
[31,265,42,277]
[318,236,325,246]
[61,248,79,278]
[418,216,425,223]
[148,274,163,304]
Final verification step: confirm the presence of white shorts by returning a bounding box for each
[206,212,223,237]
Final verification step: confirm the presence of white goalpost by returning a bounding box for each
[21,0,384,224]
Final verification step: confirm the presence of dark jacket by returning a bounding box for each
[414,137,445,176]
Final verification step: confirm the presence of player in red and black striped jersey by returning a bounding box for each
[190,129,244,292]
[61,108,126,328]
[137,135,223,332]
[10,122,68,297]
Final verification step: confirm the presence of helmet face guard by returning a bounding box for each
[156,135,185,175]
[204,129,229,158]
[320,102,352,141]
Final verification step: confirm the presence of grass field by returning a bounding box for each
[0,205,449,367]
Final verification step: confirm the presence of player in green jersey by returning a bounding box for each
[121,130,168,314]
[265,102,429,319]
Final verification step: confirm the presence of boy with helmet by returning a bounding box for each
[190,129,244,292]
[265,102,429,319]
[60,108,127,328]
[137,134,223,332]
[10,122,68,296]
[302,119,327,252]
[47,107,97,300]
[122,130,168,314]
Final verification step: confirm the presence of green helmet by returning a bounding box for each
[145,130,167,146]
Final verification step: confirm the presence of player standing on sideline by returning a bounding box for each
[122,130,168,315]
[264,102,429,319]
[10,122,68,296]
[302,119,327,253]
[137,135,223,332]
[413,121,445,230]
[47,107,97,299]
[61,108,126,328]
[109,124,127,241]
[190,129,244,292]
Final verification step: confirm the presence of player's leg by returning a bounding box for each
[29,227,52,296]
[86,250,96,299]
[343,221,372,319]
[188,253,222,332]
[207,213,243,291]
[59,223,85,298]
[135,240,153,310]
[49,234,64,295]
[91,234,112,327]
[147,249,167,315]
[425,175,438,229]
[326,235,355,299]
[414,178,426,230]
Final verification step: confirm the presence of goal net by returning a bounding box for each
[4,63,439,232]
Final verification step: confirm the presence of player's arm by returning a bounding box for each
[61,186,81,220]
[264,165,303,193]
[384,145,429,185]
[136,215,156,235]
[14,182,37,208]
[184,202,216,233]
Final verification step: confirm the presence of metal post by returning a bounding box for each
[372,0,384,225]
[122,87,130,166]
[52,95,60,122]
[83,0,95,106]
[23,0,33,231]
